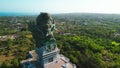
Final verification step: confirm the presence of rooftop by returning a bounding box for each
[45,54,76,68]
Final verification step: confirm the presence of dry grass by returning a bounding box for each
[0,55,14,62]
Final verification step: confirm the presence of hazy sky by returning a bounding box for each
[0,0,120,14]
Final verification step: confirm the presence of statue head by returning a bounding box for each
[36,13,55,36]
[36,12,53,25]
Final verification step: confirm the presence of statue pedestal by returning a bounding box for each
[20,47,76,68]
[35,47,60,68]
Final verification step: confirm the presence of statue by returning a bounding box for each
[29,13,56,52]
[21,13,76,68]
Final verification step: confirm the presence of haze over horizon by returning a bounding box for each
[0,0,120,14]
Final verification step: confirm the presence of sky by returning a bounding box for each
[0,0,120,14]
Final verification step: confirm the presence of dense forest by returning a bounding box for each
[53,13,120,68]
[0,13,120,68]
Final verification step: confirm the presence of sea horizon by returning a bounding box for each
[0,12,38,16]
[0,12,120,16]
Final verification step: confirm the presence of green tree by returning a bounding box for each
[12,58,19,68]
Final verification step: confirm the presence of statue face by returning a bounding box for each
[36,13,52,25]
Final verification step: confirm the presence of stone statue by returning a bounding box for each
[21,13,76,68]
[29,13,56,52]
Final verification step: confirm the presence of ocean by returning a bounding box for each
[0,12,37,16]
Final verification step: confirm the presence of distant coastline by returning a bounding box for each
[0,12,120,16]
[0,12,38,16]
